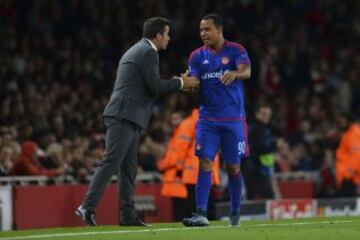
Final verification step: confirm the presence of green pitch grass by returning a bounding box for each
[1,216,360,240]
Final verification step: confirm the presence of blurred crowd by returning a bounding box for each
[0,0,359,197]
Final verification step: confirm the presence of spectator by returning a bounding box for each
[10,141,65,176]
[0,145,14,176]
[243,102,279,199]
[335,110,360,196]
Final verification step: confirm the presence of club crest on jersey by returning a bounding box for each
[196,144,201,150]
[221,57,229,65]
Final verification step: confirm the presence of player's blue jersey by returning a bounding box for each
[188,40,250,121]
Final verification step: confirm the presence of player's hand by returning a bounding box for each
[172,69,189,82]
[221,71,236,85]
[181,73,199,90]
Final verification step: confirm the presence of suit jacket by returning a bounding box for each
[104,38,181,129]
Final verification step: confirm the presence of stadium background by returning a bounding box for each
[0,0,359,231]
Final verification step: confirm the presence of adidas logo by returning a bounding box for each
[202,59,209,64]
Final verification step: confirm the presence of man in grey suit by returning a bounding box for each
[75,17,199,226]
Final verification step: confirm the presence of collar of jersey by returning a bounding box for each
[204,40,228,54]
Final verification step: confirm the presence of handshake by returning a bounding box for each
[175,70,200,92]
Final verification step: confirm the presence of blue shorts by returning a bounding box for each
[195,120,248,164]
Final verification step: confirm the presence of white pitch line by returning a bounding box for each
[0,220,357,240]
[249,220,355,227]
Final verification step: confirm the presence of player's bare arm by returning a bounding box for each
[221,64,251,85]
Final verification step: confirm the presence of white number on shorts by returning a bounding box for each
[238,141,246,155]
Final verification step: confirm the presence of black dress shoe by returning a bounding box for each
[75,205,97,226]
[119,217,149,226]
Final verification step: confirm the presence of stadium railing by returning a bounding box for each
[0,171,162,186]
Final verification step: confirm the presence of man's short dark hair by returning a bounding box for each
[202,13,223,28]
[254,101,271,113]
[143,17,170,39]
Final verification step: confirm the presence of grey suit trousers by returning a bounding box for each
[82,117,141,217]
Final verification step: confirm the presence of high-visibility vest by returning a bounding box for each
[160,168,188,198]
[180,109,220,186]
[157,114,193,198]
[336,123,360,186]
[182,139,220,186]
[158,109,220,198]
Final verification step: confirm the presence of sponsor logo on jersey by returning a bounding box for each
[201,69,229,79]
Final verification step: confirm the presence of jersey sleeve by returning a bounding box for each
[188,50,200,78]
[234,44,251,66]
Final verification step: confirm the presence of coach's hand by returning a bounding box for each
[221,71,236,85]
[181,73,199,90]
